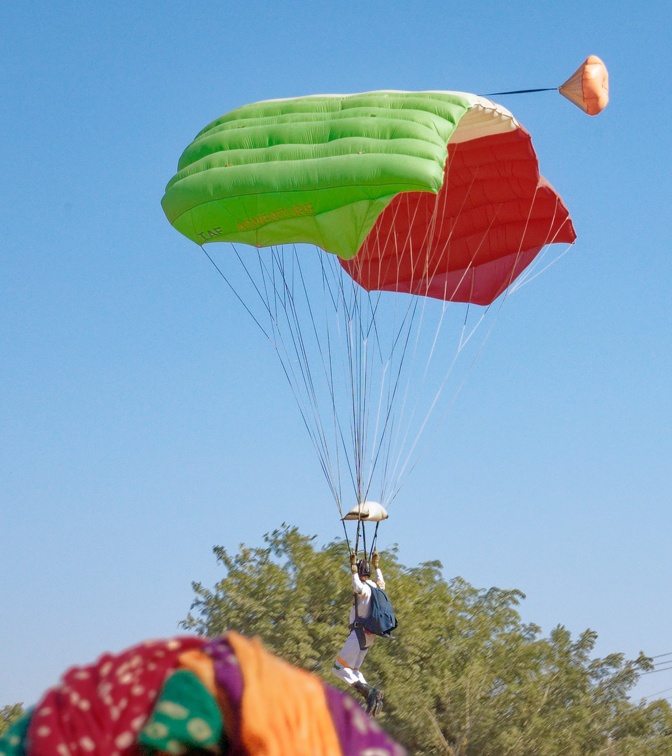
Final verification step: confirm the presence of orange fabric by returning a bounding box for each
[178,648,218,695]
[228,631,342,756]
[559,55,609,115]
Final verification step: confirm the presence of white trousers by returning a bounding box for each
[332,629,375,686]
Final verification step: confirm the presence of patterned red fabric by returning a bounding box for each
[26,637,205,756]
[19,634,406,755]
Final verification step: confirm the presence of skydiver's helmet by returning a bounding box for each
[358,559,371,579]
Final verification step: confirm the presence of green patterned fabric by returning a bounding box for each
[162,91,475,258]
[139,670,225,755]
[0,710,32,756]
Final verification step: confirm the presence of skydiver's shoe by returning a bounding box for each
[352,681,371,700]
[365,687,384,717]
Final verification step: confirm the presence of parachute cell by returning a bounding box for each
[340,105,576,305]
[162,92,475,259]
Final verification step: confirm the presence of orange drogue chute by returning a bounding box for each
[559,55,609,115]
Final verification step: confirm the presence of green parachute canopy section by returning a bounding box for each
[161,91,477,258]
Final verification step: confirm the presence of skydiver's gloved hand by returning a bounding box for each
[372,551,380,569]
[350,551,358,574]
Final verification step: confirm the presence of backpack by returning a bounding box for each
[352,584,398,638]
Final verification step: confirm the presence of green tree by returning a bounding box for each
[0,704,24,737]
[182,525,672,755]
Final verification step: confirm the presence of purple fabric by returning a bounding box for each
[205,635,406,755]
[205,637,244,707]
[205,637,246,755]
[323,685,407,755]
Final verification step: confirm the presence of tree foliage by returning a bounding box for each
[0,704,24,737]
[182,525,672,755]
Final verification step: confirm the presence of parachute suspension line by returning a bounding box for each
[358,290,390,506]
[340,514,352,556]
[277,245,369,518]
[316,254,348,515]
[368,522,381,561]
[331,259,389,508]
[319,254,365,506]
[346,285,364,504]
[507,197,575,295]
[202,240,344,499]
[393,173,571,498]
[278,244,349,517]
[225,242,345,511]
[372,159,464,499]
[200,242,345,507]
[393,223,536,500]
[510,240,573,293]
[383,159,509,503]
[365,183,447,505]
[352,519,362,560]
[348,283,389,505]
[380,186,454,496]
[374,295,424,505]
[199,245,271,340]
[320,257,364,504]
[357,234,424,505]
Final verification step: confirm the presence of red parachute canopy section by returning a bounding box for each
[340,122,576,306]
[559,55,610,116]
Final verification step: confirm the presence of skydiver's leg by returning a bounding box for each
[354,635,383,717]
[351,633,375,683]
[333,630,368,686]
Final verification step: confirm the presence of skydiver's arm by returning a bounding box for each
[371,551,385,589]
[351,572,369,595]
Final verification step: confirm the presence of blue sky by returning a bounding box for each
[2,1,671,707]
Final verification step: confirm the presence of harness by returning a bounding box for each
[350,579,397,649]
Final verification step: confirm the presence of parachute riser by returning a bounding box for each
[349,518,381,564]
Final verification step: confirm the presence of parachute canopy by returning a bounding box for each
[559,55,609,116]
[162,90,578,513]
[162,91,575,306]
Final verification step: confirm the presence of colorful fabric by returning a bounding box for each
[176,649,219,699]
[206,634,405,755]
[138,669,224,754]
[322,686,406,756]
[204,638,245,755]
[10,634,405,755]
[26,636,205,756]
[228,631,342,756]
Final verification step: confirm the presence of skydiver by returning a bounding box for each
[332,550,386,717]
